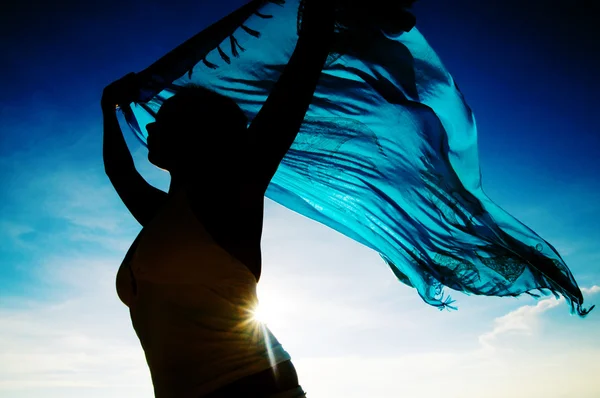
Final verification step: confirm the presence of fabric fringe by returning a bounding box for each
[199,2,276,70]
[217,45,231,64]
[230,35,246,57]
[255,11,274,19]
[241,24,262,38]
[201,58,218,69]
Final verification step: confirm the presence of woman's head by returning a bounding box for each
[146,84,248,172]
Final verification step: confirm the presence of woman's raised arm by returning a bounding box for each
[247,0,336,193]
[102,74,167,226]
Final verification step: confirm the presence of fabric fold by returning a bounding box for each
[121,0,593,316]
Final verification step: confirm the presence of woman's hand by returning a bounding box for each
[101,72,139,111]
[298,0,336,40]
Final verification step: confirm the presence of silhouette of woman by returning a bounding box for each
[101,1,335,396]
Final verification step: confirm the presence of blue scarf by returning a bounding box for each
[121,0,593,316]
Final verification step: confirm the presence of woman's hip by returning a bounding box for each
[203,359,302,397]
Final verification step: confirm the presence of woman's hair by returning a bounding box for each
[167,84,248,135]
[155,84,249,166]
[175,83,248,127]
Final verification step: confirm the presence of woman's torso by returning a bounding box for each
[116,188,296,397]
[186,180,265,281]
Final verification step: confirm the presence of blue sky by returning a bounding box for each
[1,1,599,397]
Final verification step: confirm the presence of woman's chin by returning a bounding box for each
[148,152,168,171]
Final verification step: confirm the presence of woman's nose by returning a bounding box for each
[146,122,156,135]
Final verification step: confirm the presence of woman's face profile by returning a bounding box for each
[144,92,247,172]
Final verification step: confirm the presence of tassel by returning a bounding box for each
[578,304,595,317]
[202,57,218,69]
[441,294,457,311]
[241,24,261,38]
[230,35,245,57]
[254,11,273,19]
[217,45,231,64]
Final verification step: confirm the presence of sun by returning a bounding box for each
[250,287,281,325]
[251,303,270,324]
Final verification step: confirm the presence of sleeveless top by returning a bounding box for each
[116,190,291,397]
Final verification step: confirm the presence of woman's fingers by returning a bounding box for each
[299,0,336,38]
[102,73,139,108]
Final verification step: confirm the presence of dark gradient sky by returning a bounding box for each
[1,0,599,287]
[2,0,598,172]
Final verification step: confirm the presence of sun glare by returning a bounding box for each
[251,287,283,325]
[251,302,269,324]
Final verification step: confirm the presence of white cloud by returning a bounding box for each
[2,240,600,398]
[581,285,600,295]
[293,348,600,398]
[2,154,599,398]
[478,297,562,351]
[0,255,152,394]
[478,285,600,352]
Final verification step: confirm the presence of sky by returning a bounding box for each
[1,0,599,397]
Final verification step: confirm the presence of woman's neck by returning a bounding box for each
[168,167,231,196]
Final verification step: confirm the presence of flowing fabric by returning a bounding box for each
[121,0,593,316]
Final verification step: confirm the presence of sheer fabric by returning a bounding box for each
[121,0,593,316]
